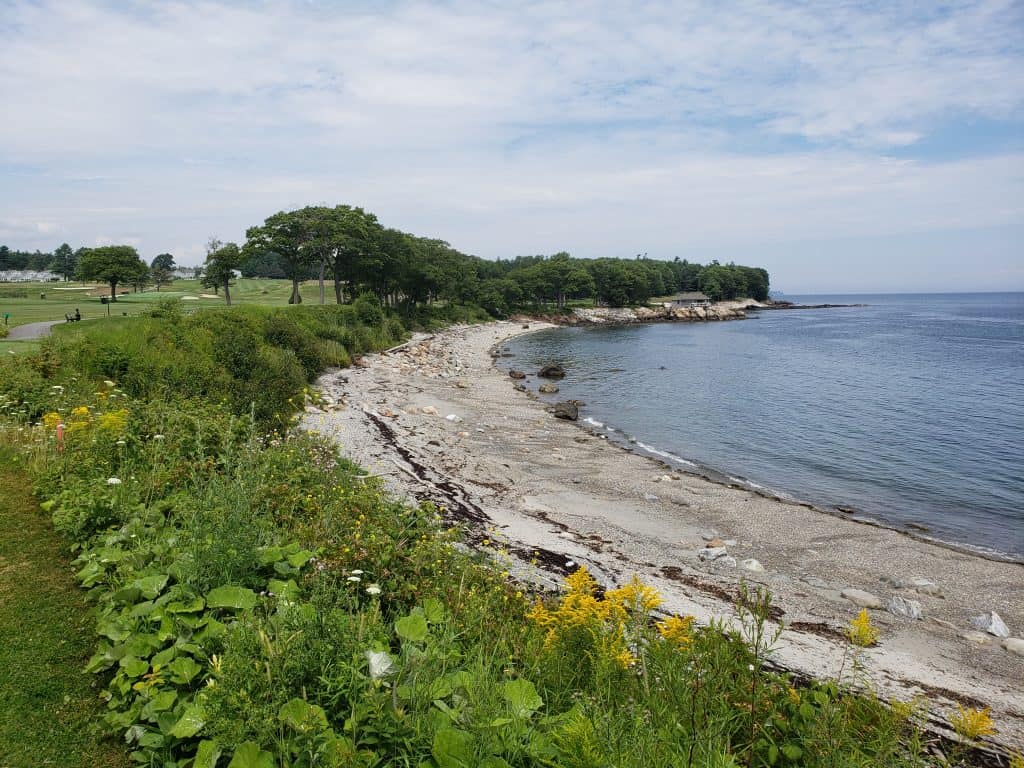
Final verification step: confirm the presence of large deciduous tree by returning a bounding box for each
[76,245,147,301]
[150,253,176,291]
[244,211,318,305]
[50,243,76,281]
[202,238,244,305]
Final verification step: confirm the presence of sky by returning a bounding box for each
[1,0,1022,293]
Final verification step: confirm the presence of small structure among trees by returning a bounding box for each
[668,291,712,308]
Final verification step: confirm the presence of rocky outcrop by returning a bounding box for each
[562,303,751,326]
[538,383,559,394]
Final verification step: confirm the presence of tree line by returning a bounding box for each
[1,204,770,310]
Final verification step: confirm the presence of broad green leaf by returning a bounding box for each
[432,728,475,768]
[76,560,105,587]
[206,585,257,611]
[132,574,170,599]
[267,578,300,601]
[150,689,177,711]
[120,656,149,678]
[286,549,315,568]
[170,703,205,738]
[278,698,328,732]
[227,741,274,768]
[152,647,176,668]
[167,656,202,684]
[165,597,205,614]
[503,678,543,718]
[422,597,445,624]
[782,744,803,760]
[395,614,428,643]
[193,740,222,768]
[256,546,282,565]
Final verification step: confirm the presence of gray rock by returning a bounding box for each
[1001,638,1024,657]
[970,611,1010,638]
[887,596,923,620]
[700,531,719,541]
[840,588,882,609]
[801,575,828,589]
[698,547,729,561]
[509,369,526,380]
[879,575,905,589]
[552,401,578,421]
[718,555,737,567]
[513,382,527,392]
[538,383,560,394]
[538,363,566,379]
[740,558,765,572]
[723,539,737,547]
[643,493,659,502]
[910,578,942,597]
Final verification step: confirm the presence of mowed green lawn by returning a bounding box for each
[0,279,335,353]
[0,447,130,768]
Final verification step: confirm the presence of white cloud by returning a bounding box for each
[0,0,1021,287]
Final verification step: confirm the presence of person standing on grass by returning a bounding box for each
[74,308,81,321]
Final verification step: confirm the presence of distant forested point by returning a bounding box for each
[0,205,769,313]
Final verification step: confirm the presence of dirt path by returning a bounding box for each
[5,319,63,340]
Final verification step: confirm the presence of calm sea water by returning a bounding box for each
[504,293,1024,560]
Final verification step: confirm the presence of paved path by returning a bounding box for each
[5,320,63,340]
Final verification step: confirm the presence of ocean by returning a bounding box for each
[503,293,1024,560]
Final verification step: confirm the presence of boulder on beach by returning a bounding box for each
[538,363,566,379]
[509,370,526,379]
[888,596,923,620]
[840,588,882,609]
[552,401,578,420]
[970,611,1010,638]
[538,383,559,394]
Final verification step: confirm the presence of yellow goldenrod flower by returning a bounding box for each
[97,409,129,434]
[787,686,801,706]
[71,405,90,418]
[42,411,61,430]
[606,574,663,614]
[614,647,637,668]
[656,615,695,648]
[948,704,996,741]
[848,608,879,647]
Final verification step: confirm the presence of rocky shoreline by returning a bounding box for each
[530,298,864,326]
[304,321,1024,756]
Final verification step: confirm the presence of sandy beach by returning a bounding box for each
[304,320,1024,752]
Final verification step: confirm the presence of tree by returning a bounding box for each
[151,253,176,291]
[202,238,244,305]
[244,211,320,304]
[50,243,76,281]
[76,245,147,301]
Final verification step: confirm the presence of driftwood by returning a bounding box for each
[383,335,434,355]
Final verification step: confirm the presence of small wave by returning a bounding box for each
[582,417,605,429]
[634,440,697,468]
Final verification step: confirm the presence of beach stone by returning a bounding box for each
[961,631,993,646]
[970,611,1010,638]
[705,537,725,548]
[880,575,905,589]
[421,406,438,415]
[513,383,527,392]
[841,589,882,609]
[801,575,828,589]
[718,556,737,567]
[538,383,560,394]
[1001,638,1024,657]
[740,558,765,572]
[698,547,729,561]
[552,402,578,421]
[700,531,719,541]
[538,363,566,379]
[887,596,923,620]
[445,414,463,423]
[644,493,659,502]
[910,578,943,597]
[723,539,737,547]
[509,370,526,379]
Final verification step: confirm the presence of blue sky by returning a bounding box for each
[1,0,1022,293]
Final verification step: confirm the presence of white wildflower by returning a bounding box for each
[106,477,122,485]
[103,380,116,387]
[347,576,361,583]
[350,569,364,575]
[153,434,165,441]
[365,650,394,680]
[365,584,382,596]
[116,440,126,446]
